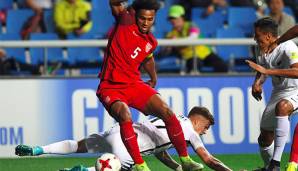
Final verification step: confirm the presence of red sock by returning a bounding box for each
[290,124,298,163]
[120,121,144,164]
[164,115,188,157]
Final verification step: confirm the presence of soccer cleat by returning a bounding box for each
[15,145,43,156]
[285,162,298,171]
[252,167,266,171]
[59,165,88,171]
[180,156,204,171]
[132,162,151,171]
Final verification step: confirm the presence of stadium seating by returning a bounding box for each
[67,34,102,69]
[29,33,65,65]
[0,33,26,63]
[216,27,251,72]
[154,7,172,39]
[228,7,257,37]
[156,56,181,73]
[6,9,34,34]
[89,8,114,38]
[0,0,13,10]
[43,9,56,33]
[191,7,226,37]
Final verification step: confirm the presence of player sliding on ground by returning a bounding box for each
[246,18,298,171]
[94,0,202,170]
[15,106,232,171]
[265,24,298,171]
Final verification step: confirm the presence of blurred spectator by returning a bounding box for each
[178,0,227,20]
[266,0,295,35]
[0,49,41,75]
[161,5,228,73]
[230,0,267,18]
[54,0,92,38]
[21,0,55,39]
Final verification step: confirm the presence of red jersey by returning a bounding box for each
[100,9,158,84]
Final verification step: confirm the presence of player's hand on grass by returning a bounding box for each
[245,60,267,74]
[252,83,262,101]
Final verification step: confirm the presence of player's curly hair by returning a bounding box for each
[188,106,215,125]
[132,0,160,12]
[254,17,278,37]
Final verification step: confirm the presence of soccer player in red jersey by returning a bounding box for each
[96,0,203,170]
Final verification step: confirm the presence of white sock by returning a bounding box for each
[273,116,290,161]
[87,167,96,171]
[260,142,274,167]
[42,140,78,154]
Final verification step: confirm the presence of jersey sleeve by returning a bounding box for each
[117,8,135,25]
[284,41,298,65]
[189,132,205,150]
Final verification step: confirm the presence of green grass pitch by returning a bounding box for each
[0,153,290,171]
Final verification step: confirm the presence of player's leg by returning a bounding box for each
[15,140,80,156]
[267,99,293,171]
[142,94,203,170]
[258,129,274,168]
[286,123,298,171]
[109,101,147,170]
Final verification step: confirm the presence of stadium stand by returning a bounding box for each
[29,33,65,65]
[191,7,226,37]
[67,34,102,74]
[227,7,257,37]
[153,7,172,39]
[264,6,295,16]
[216,27,251,72]
[43,9,56,33]
[0,33,26,63]
[89,8,114,38]
[6,9,34,34]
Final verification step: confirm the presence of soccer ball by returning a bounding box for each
[95,153,121,171]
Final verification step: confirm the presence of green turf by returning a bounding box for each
[0,153,290,171]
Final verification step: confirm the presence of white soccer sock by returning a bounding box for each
[42,140,78,154]
[260,142,274,167]
[273,116,290,161]
[87,167,96,171]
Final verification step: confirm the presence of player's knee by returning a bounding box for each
[275,100,293,116]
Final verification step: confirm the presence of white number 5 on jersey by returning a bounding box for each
[131,47,141,59]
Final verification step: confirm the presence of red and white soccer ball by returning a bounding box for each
[95,153,121,171]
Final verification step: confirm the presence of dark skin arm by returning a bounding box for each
[196,147,232,171]
[109,0,127,17]
[251,71,267,101]
[266,25,298,53]
[154,151,182,170]
[142,56,157,88]
[276,25,298,45]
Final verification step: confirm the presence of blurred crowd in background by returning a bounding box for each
[0,0,297,76]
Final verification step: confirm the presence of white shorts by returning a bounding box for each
[261,92,298,131]
[85,133,134,170]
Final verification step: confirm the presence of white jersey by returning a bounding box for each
[256,40,298,93]
[85,116,204,170]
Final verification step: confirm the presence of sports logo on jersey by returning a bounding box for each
[145,43,152,53]
[291,52,298,59]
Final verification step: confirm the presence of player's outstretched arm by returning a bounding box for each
[266,25,298,53]
[196,147,232,171]
[109,0,128,17]
[276,25,298,45]
[154,151,182,171]
[142,55,157,88]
